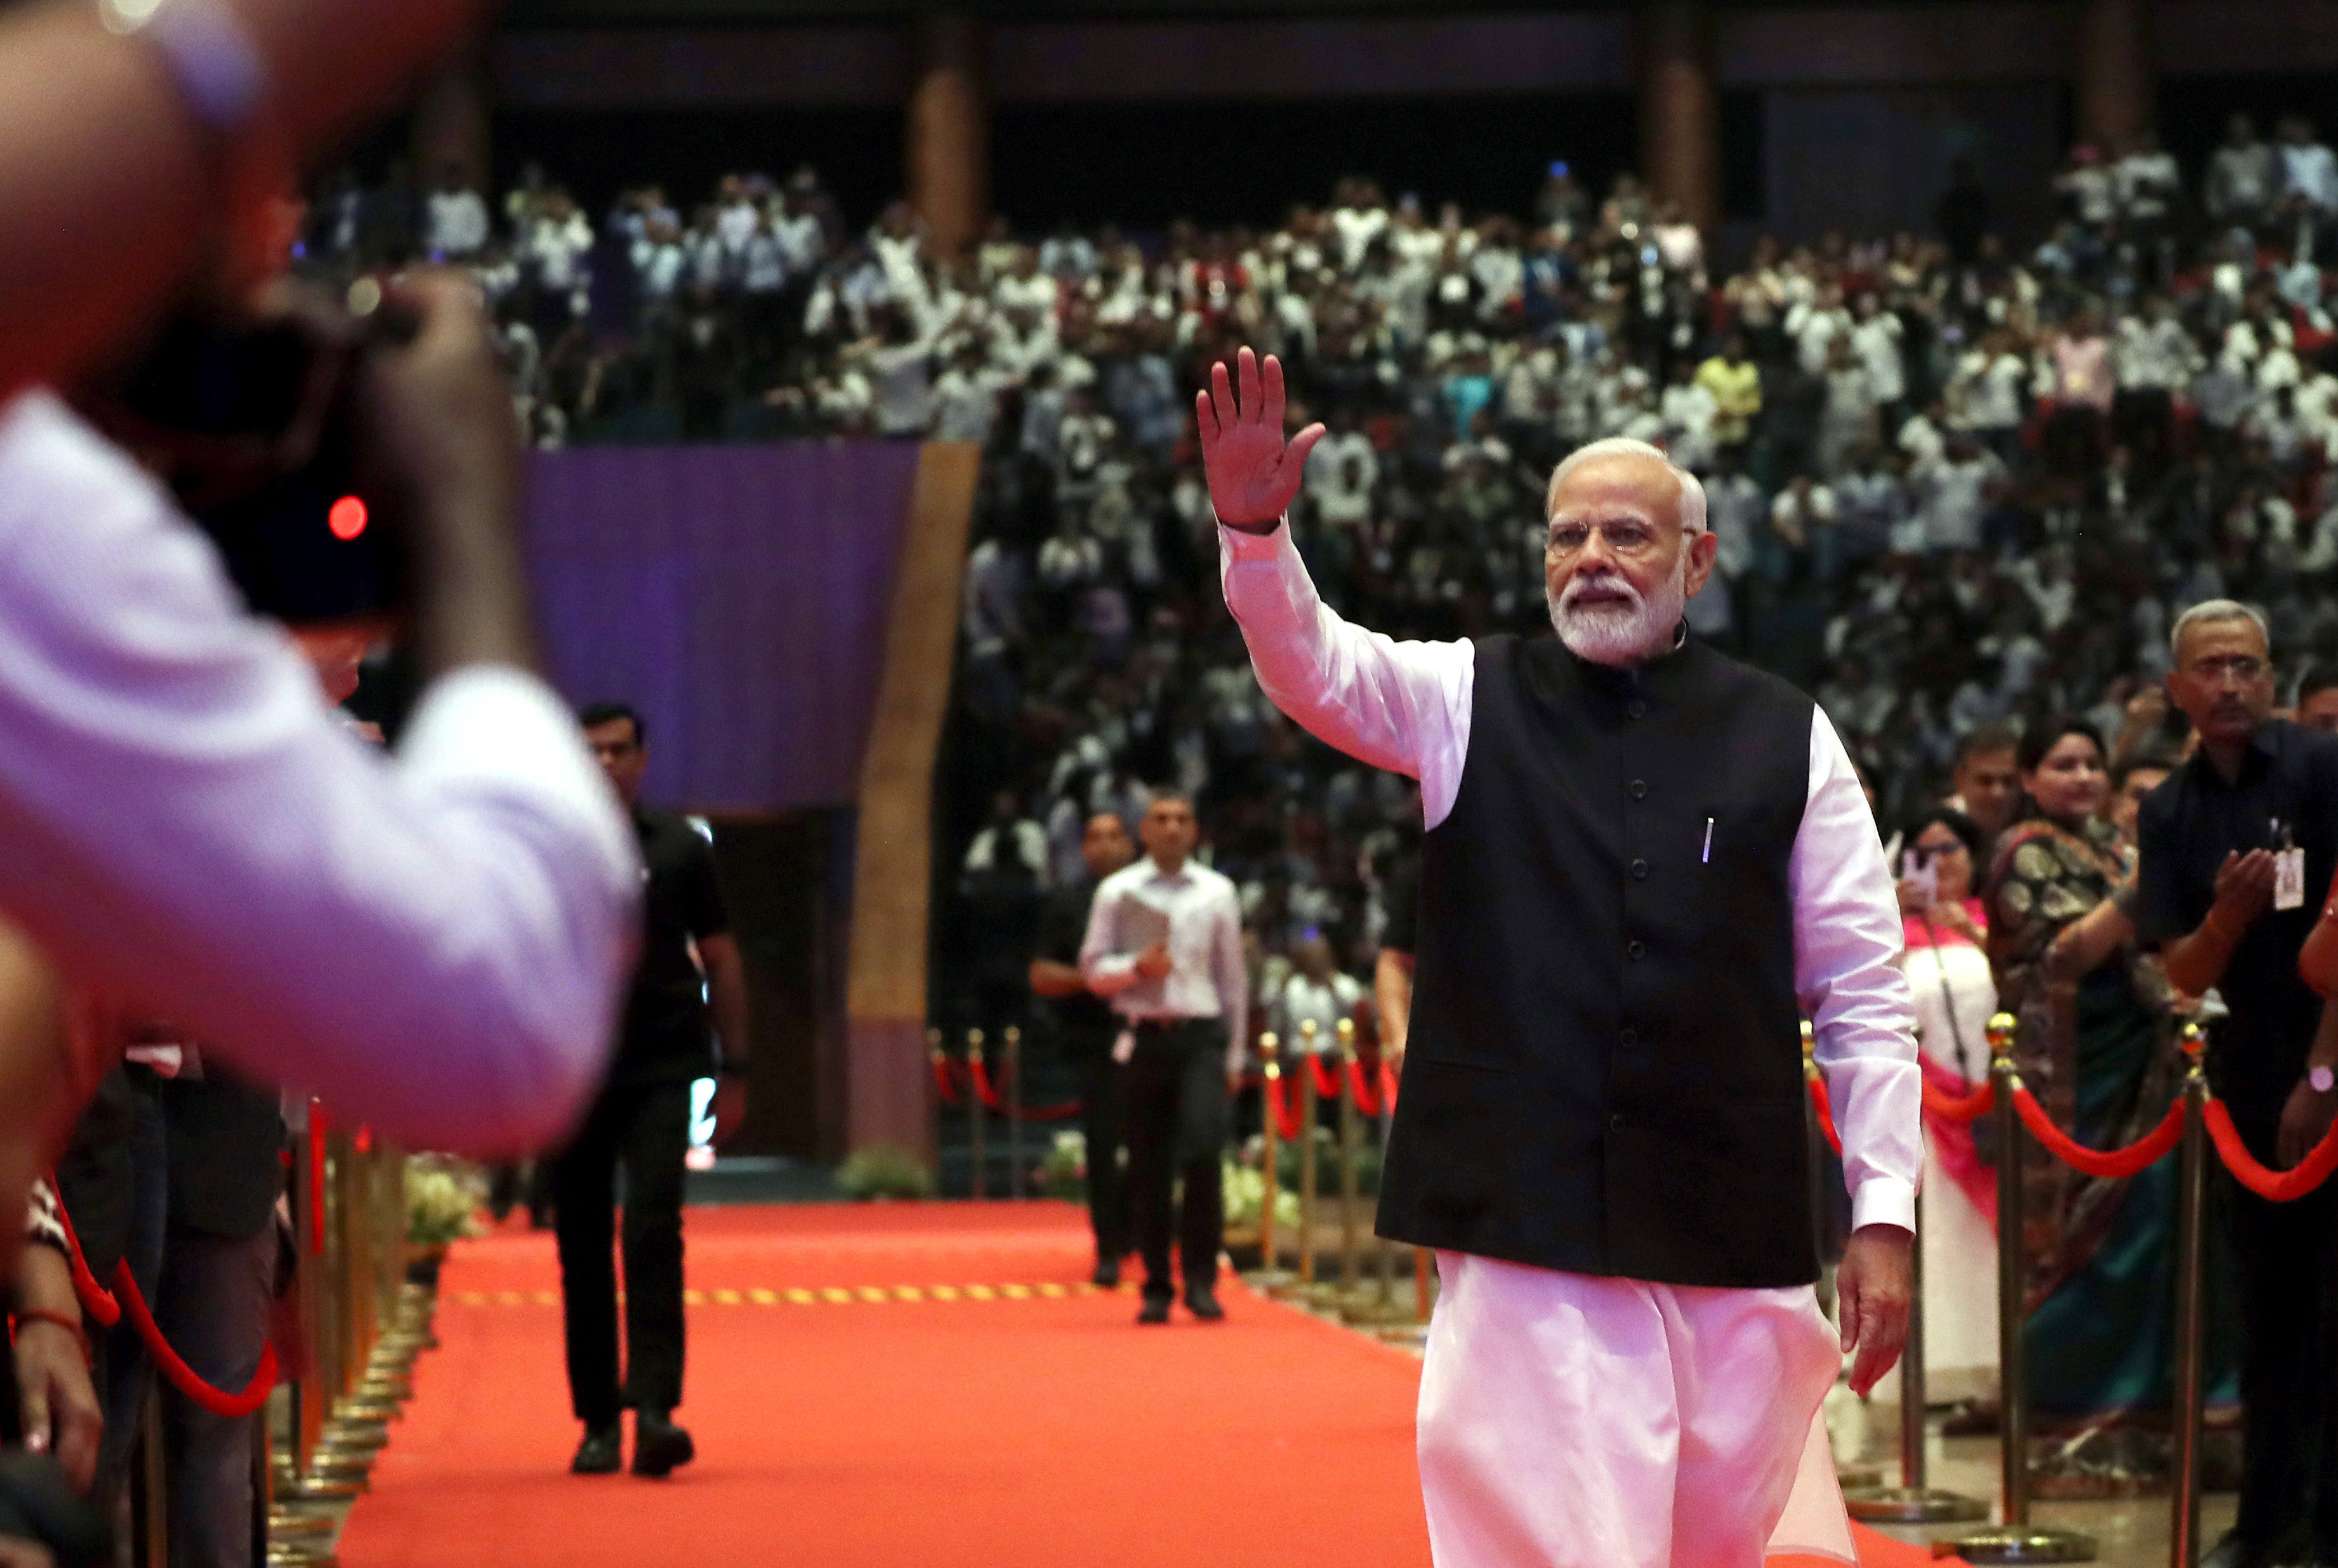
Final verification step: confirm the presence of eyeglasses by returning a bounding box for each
[2184,654,2267,683]
[1908,840,1968,864]
[1545,518,1690,558]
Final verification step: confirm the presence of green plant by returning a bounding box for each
[1222,1159,1301,1233]
[838,1143,935,1200]
[1039,1130,1088,1201]
[406,1156,486,1249]
[1272,1126,1383,1196]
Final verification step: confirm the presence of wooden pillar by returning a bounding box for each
[2072,0,2153,152]
[1638,1,1720,239]
[844,442,982,1163]
[907,13,987,260]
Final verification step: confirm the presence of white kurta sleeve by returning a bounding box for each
[1790,708,1922,1234]
[1220,520,1476,829]
[0,391,638,1158]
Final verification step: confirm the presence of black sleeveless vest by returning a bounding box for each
[1374,633,1821,1288]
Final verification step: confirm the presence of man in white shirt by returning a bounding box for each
[1080,791,1247,1324]
[1198,349,1915,1568]
[1307,411,1378,529]
[0,273,637,1166]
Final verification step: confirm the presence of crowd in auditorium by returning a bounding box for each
[287,117,2338,1037]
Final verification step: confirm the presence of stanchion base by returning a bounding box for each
[279,1477,364,1502]
[265,1547,337,1568]
[1246,1268,1297,1291]
[1945,1525,2099,1564]
[268,1510,338,1540]
[1844,1486,1990,1524]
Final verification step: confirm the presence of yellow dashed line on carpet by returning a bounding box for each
[451,1282,1118,1308]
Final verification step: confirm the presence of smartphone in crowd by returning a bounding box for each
[1901,848,1939,907]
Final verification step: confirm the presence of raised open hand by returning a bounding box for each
[1196,347,1325,532]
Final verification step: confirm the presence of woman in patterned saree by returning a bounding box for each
[1985,717,2233,1482]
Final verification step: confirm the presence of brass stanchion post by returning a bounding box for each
[1297,1019,1319,1286]
[967,1029,987,1201]
[1256,1032,1291,1288]
[1414,1249,1432,1323]
[2167,1022,2212,1568]
[1375,1055,1396,1305]
[1005,1025,1024,1199]
[1846,1185,1988,1522]
[1336,1018,1361,1293]
[1948,1015,2096,1564]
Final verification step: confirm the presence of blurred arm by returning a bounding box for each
[1219,521,1475,828]
[0,0,491,401]
[0,393,637,1158]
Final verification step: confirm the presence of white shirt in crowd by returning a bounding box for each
[1080,855,1250,1070]
[425,188,491,260]
[1278,969,1366,1050]
[0,392,638,1155]
[1309,430,1380,527]
[1217,520,1921,1236]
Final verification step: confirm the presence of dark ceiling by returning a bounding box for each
[499,0,1639,24]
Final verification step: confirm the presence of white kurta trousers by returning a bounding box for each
[1418,1252,1844,1568]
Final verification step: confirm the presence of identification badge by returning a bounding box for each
[1112,1029,1136,1065]
[2276,847,2308,911]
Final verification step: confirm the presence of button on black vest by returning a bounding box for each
[1375,633,1820,1288]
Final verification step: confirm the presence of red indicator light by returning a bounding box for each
[328,496,369,541]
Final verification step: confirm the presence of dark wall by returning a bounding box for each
[990,91,1635,232]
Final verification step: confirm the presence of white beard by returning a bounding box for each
[1547,552,1689,665]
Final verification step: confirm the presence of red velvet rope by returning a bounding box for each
[1347,1058,1384,1117]
[47,1181,275,1414]
[1922,1077,1996,1123]
[1382,1064,1398,1113]
[1806,1071,1844,1156]
[112,1258,277,1417]
[2010,1087,2186,1180]
[308,1104,330,1258]
[962,1053,1081,1122]
[2202,1100,2338,1202]
[968,1054,1005,1111]
[1264,1072,1302,1140]
[1304,1054,1341,1100]
[932,1055,960,1105]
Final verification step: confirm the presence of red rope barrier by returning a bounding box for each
[968,1054,1005,1112]
[308,1104,330,1258]
[1922,1077,1995,1123]
[47,1182,276,1414]
[1806,1071,1843,1156]
[932,1055,960,1105]
[1265,1072,1302,1141]
[2202,1100,2338,1202]
[1381,1063,1398,1113]
[1347,1058,1384,1117]
[1305,1054,1341,1101]
[2010,1087,2185,1180]
[111,1258,277,1418]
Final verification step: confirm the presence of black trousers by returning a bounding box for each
[2225,1146,2338,1558]
[1076,1052,1130,1265]
[553,1077,691,1426]
[1123,1020,1227,1300]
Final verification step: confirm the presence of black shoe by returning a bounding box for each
[570,1423,621,1475]
[1183,1284,1225,1322]
[1092,1258,1120,1289]
[1136,1295,1172,1325]
[631,1410,696,1478]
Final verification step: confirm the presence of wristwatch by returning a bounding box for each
[2310,1065,2335,1095]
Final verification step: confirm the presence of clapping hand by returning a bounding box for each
[1195,348,1325,533]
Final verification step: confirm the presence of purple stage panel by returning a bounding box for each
[525,442,923,814]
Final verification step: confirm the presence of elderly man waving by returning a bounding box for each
[1201,348,1920,1568]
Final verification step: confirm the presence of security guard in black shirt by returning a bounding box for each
[2137,603,2338,1568]
[1029,812,1135,1284]
[557,702,751,1480]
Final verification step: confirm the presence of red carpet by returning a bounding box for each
[337,1202,1946,1568]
